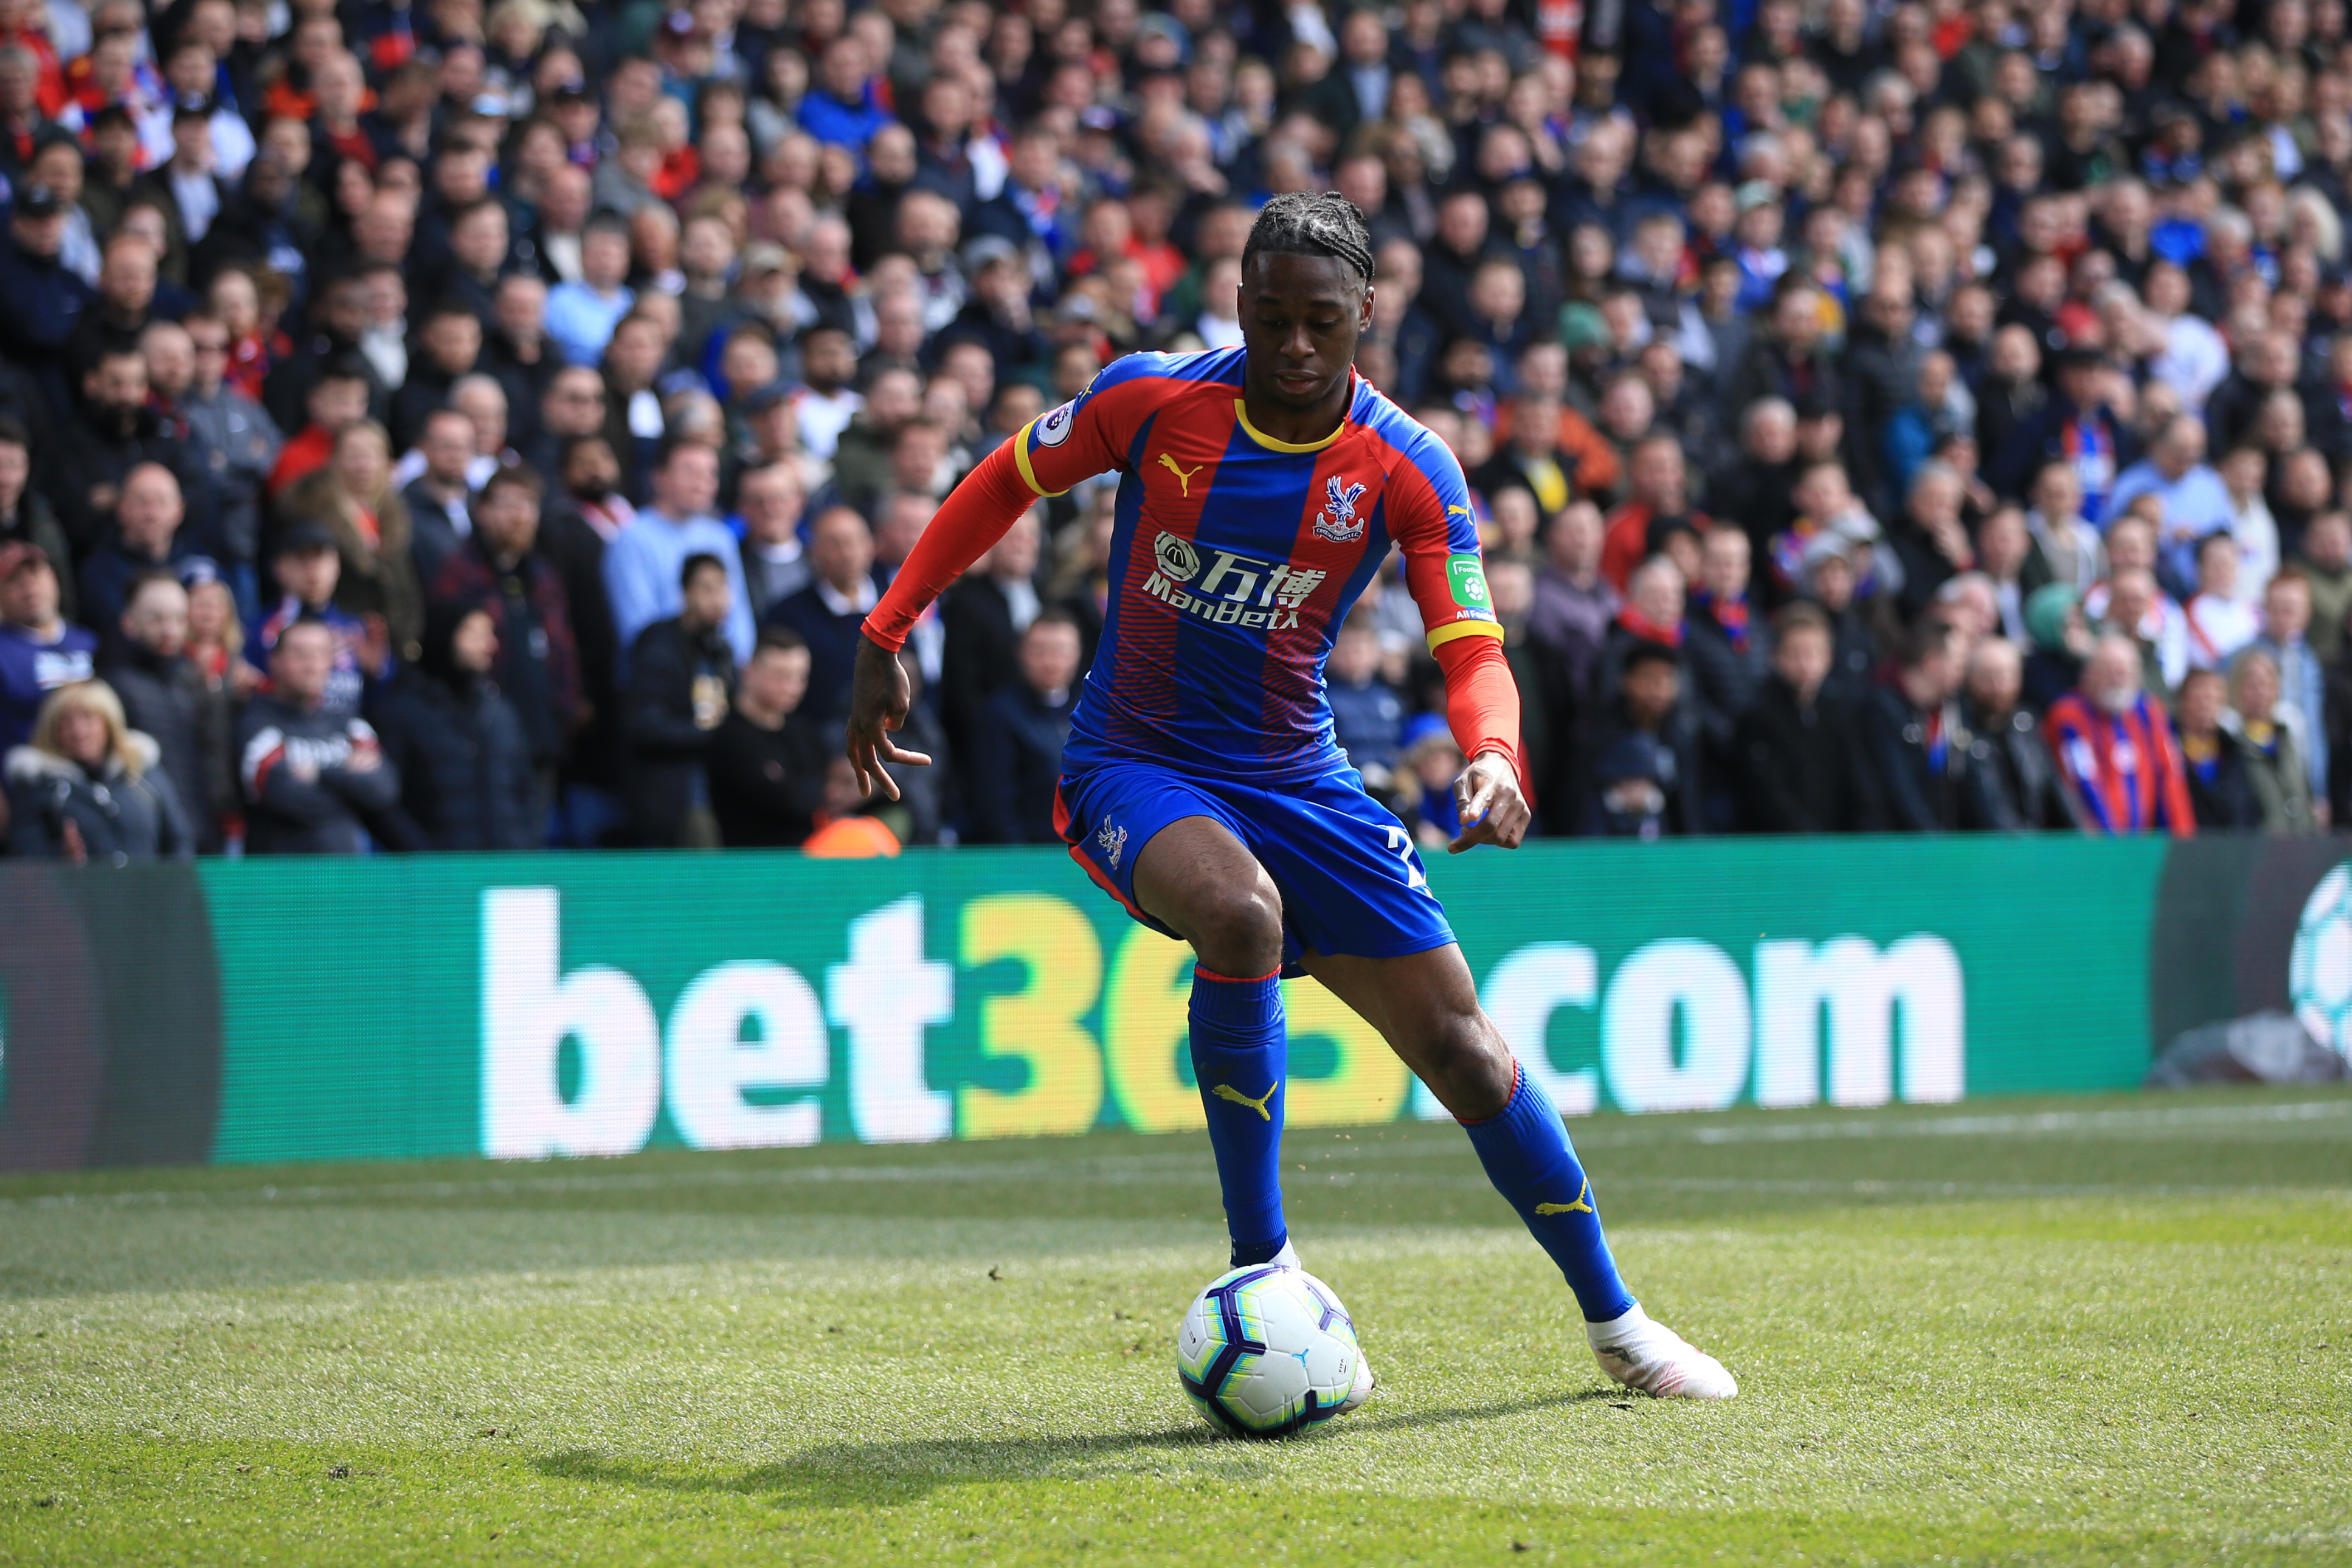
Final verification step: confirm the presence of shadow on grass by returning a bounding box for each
[533,1390,1586,1508]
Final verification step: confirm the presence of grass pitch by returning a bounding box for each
[2,1087,2349,1566]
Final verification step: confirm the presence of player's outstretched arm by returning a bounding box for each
[848,440,1039,798]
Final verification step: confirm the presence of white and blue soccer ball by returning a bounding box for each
[1175,1265,1361,1438]
[2290,863,2352,1060]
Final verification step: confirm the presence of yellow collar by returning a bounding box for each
[1234,398,1348,453]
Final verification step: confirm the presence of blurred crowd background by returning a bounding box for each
[1,0,2348,859]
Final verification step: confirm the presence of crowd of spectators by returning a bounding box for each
[5,0,2352,860]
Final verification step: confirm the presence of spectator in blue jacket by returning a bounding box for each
[0,541,97,753]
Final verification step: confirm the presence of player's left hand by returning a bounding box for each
[1448,749,1529,854]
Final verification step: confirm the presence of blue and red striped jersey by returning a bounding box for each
[1008,347,1499,782]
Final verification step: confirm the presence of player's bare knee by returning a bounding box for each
[1189,873,1284,976]
[1417,1011,1515,1119]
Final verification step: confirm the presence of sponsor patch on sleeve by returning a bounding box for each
[1447,554,1492,613]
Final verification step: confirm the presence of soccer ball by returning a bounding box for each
[1175,1264,1361,1438]
[2289,863,2352,1060]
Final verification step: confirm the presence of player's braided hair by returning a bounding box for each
[1240,192,1377,291]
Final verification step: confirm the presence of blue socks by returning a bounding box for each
[1190,966,1288,1266]
[1459,1060,1636,1322]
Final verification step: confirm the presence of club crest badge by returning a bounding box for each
[1096,816,1129,870]
[1312,475,1368,543]
[1154,530,1201,582]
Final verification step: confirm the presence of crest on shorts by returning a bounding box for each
[1313,475,1368,543]
[1096,815,1129,870]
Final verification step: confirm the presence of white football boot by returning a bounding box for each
[1586,1304,1738,1399]
[1257,1240,1377,1414]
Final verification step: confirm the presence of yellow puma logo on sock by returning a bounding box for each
[1212,1082,1277,1120]
[1158,452,1205,496]
[1535,1177,1594,1216]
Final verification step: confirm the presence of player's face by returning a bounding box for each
[1238,252,1373,413]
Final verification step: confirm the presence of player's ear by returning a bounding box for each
[1358,281,1376,332]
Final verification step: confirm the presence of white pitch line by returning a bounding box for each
[0,1099,2344,1213]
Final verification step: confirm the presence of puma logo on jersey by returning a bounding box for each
[1534,1178,1594,1216]
[1447,503,1475,519]
[1212,1082,1278,1120]
[1158,452,1205,496]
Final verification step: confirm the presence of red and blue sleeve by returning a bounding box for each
[862,354,1164,651]
[1386,432,1524,789]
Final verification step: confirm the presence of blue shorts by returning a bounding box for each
[1053,761,1456,975]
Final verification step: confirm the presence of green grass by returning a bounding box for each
[3,1087,2351,1566]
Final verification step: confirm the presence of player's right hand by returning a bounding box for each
[845,634,932,802]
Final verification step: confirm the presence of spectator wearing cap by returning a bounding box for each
[2045,633,2196,837]
[0,179,93,420]
[1579,640,1705,837]
[1729,184,1791,316]
[0,414,74,624]
[546,216,637,370]
[1799,530,1890,700]
[80,461,214,643]
[236,614,404,854]
[605,437,753,673]
[6,678,193,861]
[0,542,96,753]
